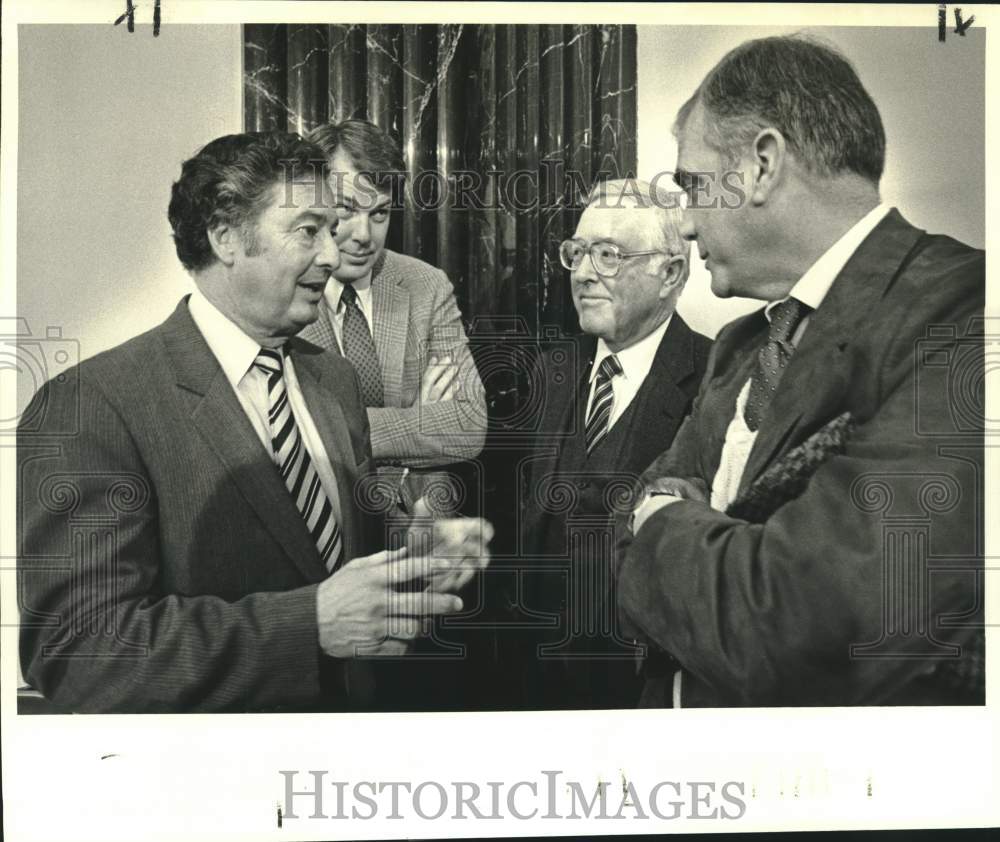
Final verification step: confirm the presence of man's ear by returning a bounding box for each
[207,223,238,267]
[657,254,687,299]
[748,127,787,207]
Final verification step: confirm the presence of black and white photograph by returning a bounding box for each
[1,1,995,839]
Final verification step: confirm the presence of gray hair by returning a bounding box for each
[675,34,885,184]
[585,178,689,260]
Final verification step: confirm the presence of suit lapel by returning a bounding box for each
[524,337,590,534]
[289,343,365,564]
[624,315,696,464]
[161,300,328,584]
[298,296,341,355]
[738,208,923,491]
[370,252,410,406]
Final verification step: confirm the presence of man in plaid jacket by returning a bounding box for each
[302,120,487,516]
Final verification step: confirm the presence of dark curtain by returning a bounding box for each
[244,23,637,338]
[243,23,637,709]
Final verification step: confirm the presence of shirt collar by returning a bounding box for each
[324,274,374,314]
[188,289,268,389]
[768,203,889,320]
[590,314,672,383]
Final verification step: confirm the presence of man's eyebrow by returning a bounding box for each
[290,209,330,224]
[336,194,392,211]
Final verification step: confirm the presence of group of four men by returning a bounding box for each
[18,35,983,712]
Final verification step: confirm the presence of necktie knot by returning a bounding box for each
[597,353,623,382]
[253,347,284,377]
[340,283,359,309]
[768,297,811,345]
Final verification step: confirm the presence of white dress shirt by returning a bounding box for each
[188,290,342,525]
[324,275,374,351]
[585,315,672,432]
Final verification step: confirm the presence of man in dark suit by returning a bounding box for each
[17,132,488,713]
[515,179,711,709]
[618,36,984,707]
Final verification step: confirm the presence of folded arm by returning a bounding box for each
[618,289,983,705]
[367,275,486,467]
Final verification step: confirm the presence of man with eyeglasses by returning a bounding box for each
[512,178,711,710]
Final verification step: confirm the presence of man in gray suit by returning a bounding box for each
[303,120,487,514]
[17,131,489,713]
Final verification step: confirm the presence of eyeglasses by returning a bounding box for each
[558,238,665,278]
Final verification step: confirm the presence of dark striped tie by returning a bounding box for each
[253,348,343,573]
[585,354,623,453]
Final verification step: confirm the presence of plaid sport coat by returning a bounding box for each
[300,250,486,512]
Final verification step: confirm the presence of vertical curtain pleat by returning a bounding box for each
[327,24,366,123]
[513,25,540,337]
[243,24,288,131]
[466,26,496,322]
[539,24,571,330]
[435,25,468,313]
[286,25,329,135]
[596,24,637,178]
[366,25,404,138]
[243,23,637,334]
[401,25,438,260]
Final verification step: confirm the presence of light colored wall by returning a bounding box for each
[17,24,242,361]
[16,26,985,351]
[637,26,985,338]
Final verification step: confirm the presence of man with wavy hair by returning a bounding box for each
[18,131,488,713]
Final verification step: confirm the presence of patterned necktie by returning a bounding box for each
[743,297,812,432]
[585,354,623,453]
[340,284,384,407]
[253,348,343,573]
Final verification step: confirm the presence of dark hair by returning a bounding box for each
[168,131,329,272]
[677,35,886,184]
[306,119,405,188]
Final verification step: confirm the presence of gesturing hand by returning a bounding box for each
[316,547,464,658]
[404,512,494,595]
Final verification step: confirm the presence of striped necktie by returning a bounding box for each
[253,348,343,573]
[585,354,623,453]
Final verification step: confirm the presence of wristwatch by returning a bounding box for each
[629,488,682,533]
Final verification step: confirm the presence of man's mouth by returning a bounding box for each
[343,251,374,261]
[298,279,328,293]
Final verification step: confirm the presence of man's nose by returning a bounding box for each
[316,228,341,270]
[572,252,599,285]
[351,214,372,245]
[679,210,697,241]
